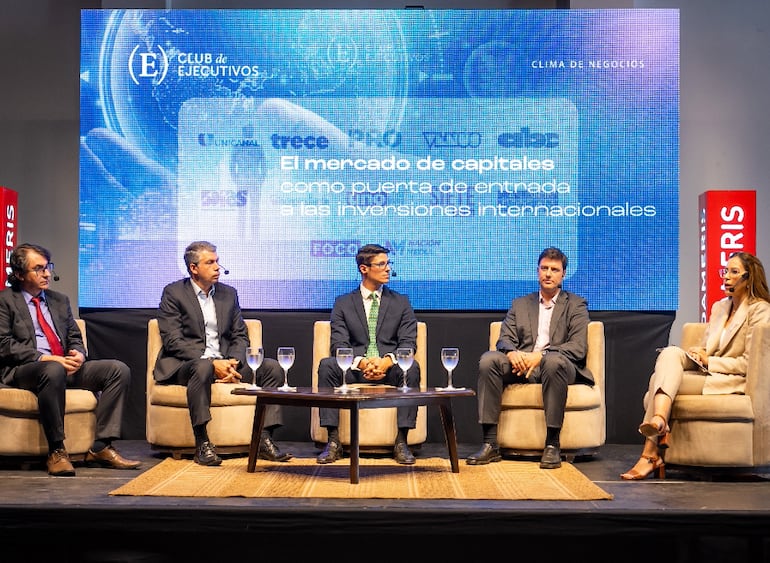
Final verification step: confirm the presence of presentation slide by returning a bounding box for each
[79,9,679,310]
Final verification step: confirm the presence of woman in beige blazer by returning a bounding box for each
[621,251,770,480]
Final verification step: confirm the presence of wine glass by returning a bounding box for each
[395,348,414,392]
[276,346,296,391]
[335,347,354,393]
[246,346,264,390]
[439,347,463,390]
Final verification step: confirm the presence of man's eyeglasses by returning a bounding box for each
[368,260,393,269]
[28,263,55,275]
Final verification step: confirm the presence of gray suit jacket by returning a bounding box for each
[153,278,249,382]
[496,290,593,385]
[329,286,417,359]
[0,287,86,385]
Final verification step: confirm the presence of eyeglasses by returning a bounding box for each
[367,260,393,269]
[719,268,745,278]
[28,263,54,275]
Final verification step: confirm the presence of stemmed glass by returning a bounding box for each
[438,347,463,391]
[246,346,264,390]
[335,347,355,394]
[276,346,296,391]
[395,348,414,392]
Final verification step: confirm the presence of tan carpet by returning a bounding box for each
[110,456,613,501]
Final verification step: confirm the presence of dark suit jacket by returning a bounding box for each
[496,290,593,384]
[0,287,86,385]
[329,286,417,359]
[153,278,249,382]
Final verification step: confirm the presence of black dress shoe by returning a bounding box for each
[259,436,292,462]
[466,443,502,465]
[393,442,416,465]
[317,440,343,464]
[539,445,562,469]
[194,440,222,466]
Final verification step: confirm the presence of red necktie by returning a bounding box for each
[31,296,64,356]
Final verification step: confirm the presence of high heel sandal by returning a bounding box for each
[639,413,669,440]
[620,454,666,480]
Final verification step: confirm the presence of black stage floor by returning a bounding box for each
[1,440,769,563]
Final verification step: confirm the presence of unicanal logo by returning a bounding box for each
[423,132,482,149]
[128,44,169,86]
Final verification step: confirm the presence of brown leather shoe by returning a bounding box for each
[47,448,76,477]
[84,445,141,470]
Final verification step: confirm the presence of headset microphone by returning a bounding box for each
[727,272,749,293]
[220,264,230,275]
[51,267,60,282]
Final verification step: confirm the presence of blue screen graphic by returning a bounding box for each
[79,9,679,310]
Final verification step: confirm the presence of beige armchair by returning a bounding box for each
[488,320,606,457]
[145,318,263,458]
[309,320,428,451]
[0,319,97,459]
[665,322,770,469]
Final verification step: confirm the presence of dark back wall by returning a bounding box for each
[81,309,673,445]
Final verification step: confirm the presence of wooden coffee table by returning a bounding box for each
[232,386,475,484]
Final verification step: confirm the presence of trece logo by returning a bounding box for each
[498,127,559,149]
[128,44,169,86]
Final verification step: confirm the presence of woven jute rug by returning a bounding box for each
[110,456,613,501]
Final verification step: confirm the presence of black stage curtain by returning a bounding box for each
[79,309,674,445]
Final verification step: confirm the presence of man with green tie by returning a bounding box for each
[315,243,420,465]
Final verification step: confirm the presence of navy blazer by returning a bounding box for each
[0,287,85,385]
[496,290,594,385]
[153,278,249,382]
[329,286,417,359]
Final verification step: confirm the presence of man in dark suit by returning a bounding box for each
[0,243,140,476]
[316,243,421,465]
[155,241,291,466]
[467,247,593,469]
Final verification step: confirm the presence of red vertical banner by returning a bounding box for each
[1,187,19,288]
[698,190,756,322]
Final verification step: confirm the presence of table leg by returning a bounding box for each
[349,404,360,484]
[246,402,267,473]
[438,400,460,473]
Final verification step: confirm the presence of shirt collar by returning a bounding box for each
[539,290,560,306]
[22,290,46,304]
[191,279,215,298]
[360,284,381,300]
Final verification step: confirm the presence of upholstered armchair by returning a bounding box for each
[0,319,97,459]
[665,322,770,469]
[145,318,263,458]
[488,320,606,457]
[309,320,428,451]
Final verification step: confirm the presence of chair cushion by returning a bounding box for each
[0,388,97,416]
[149,382,257,408]
[501,383,600,410]
[672,394,754,422]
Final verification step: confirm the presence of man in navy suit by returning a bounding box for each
[0,243,140,476]
[467,247,594,469]
[316,243,421,465]
[154,241,291,466]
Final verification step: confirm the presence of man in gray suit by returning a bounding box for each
[316,243,421,465]
[155,241,291,466]
[467,247,593,469]
[0,243,140,476]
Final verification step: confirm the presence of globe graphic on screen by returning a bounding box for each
[97,10,412,173]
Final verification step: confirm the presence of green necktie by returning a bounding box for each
[366,292,379,357]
